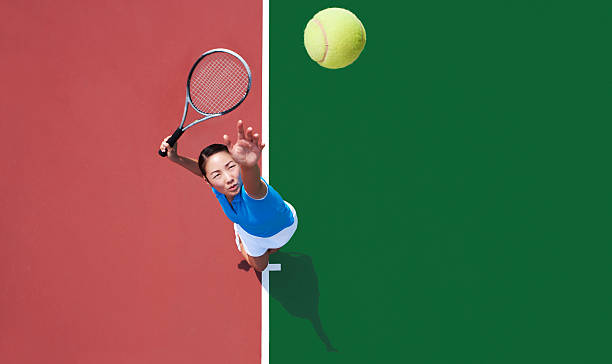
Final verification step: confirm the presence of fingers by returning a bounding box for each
[253,133,266,150]
[237,120,245,140]
[235,120,264,148]
[160,135,172,153]
[253,133,260,148]
[223,134,232,149]
[245,127,254,142]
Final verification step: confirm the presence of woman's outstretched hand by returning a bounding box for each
[223,120,265,167]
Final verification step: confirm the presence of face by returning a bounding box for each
[204,151,241,198]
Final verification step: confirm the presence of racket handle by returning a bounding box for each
[158,127,184,157]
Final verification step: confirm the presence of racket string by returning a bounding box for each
[189,52,250,114]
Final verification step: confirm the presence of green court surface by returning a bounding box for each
[269,1,611,363]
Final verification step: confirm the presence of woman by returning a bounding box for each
[159,120,297,272]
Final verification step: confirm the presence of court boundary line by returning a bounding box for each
[262,264,281,364]
[261,0,269,183]
[261,0,271,363]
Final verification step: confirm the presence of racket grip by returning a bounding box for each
[158,127,184,157]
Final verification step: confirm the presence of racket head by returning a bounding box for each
[186,49,252,116]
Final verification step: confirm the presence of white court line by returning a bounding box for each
[261,264,280,364]
[261,0,269,183]
[261,1,272,364]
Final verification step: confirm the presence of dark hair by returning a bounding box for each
[198,144,229,178]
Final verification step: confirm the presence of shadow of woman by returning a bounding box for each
[267,251,337,352]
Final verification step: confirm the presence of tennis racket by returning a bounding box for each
[158,48,252,157]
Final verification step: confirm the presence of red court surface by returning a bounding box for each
[1,1,263,362]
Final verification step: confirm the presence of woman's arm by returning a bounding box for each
[160,136,203,178]
[170,154,203,177]
[239,163,267,199]
[223,120,267,199]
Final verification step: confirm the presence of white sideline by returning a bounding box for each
[261,264,280,364]
[261,1,274,364]
[261,0,269,184]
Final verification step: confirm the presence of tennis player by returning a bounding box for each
[159,120,297,272]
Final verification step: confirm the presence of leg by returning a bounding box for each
[237,237,250,262]
[247,251,270,272]
[238,237,270,272]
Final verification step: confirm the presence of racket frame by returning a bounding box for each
[160,48,252,157]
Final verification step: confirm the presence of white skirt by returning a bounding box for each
[234,201,298,257]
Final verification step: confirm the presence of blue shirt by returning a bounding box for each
[212,178,294,238]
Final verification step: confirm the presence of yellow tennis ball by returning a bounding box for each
[304,8,366,69]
